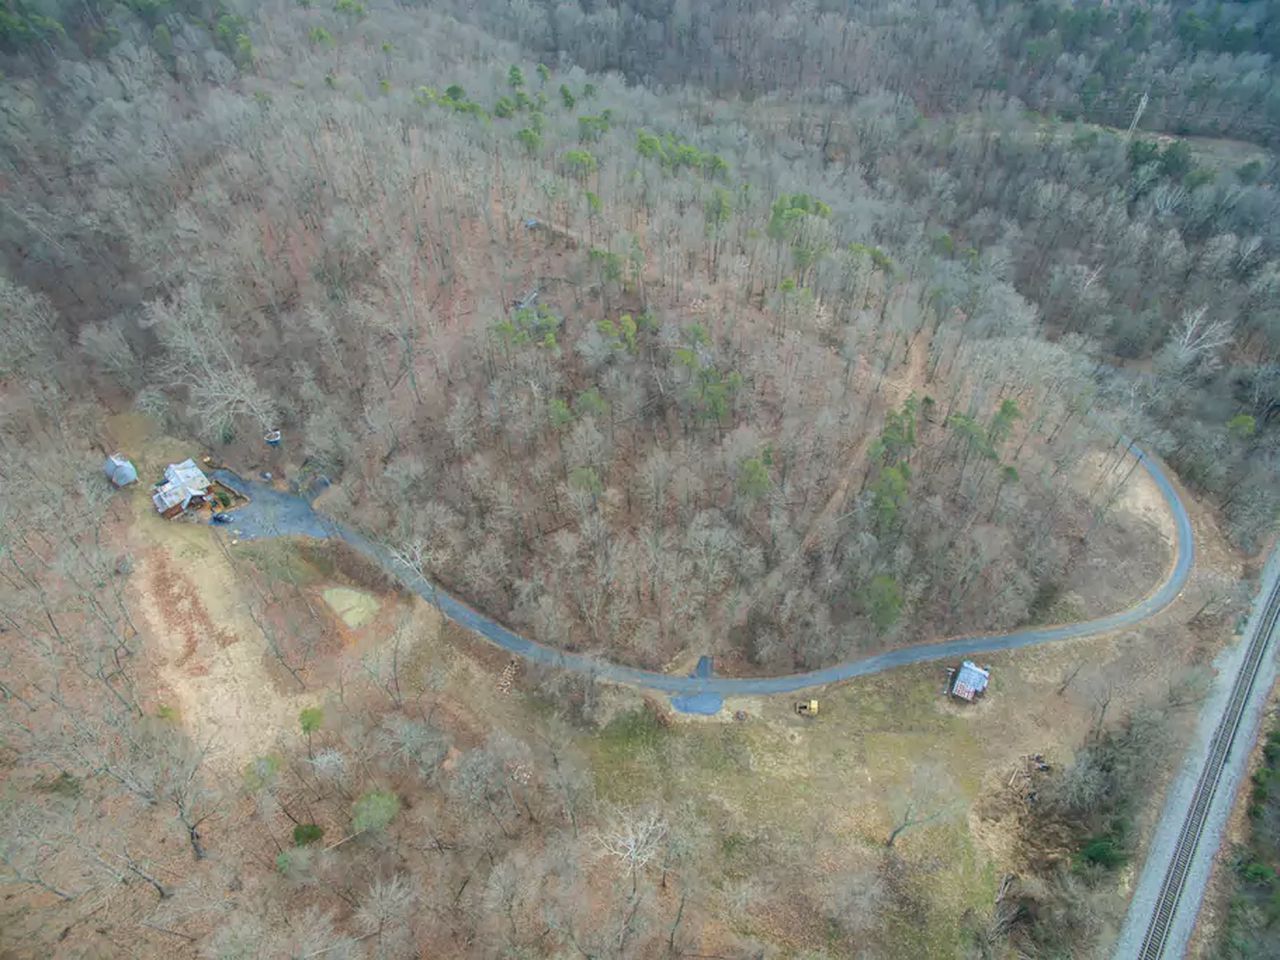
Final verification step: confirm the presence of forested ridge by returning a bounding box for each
[435,0,1280,145]
[0,0,1276,957]
[12,0,1280,145]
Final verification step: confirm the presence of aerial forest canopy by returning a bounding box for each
[435,0,1280,146]
[0,0,1277,955]
[2,0,1275,669]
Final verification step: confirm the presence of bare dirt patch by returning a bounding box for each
[145,555,239,663]
[129,534,418,768]
[1063,449,1177,618]
[132,545,302,767]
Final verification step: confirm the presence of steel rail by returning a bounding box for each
[1135,572,1280,959]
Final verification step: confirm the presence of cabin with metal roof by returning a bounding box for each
[152,458,212,518]
[949,661,991,702]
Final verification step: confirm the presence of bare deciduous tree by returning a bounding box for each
[596,808,668,895]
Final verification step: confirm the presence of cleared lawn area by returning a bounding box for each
[578,655,1103,957]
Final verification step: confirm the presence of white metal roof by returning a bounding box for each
[104,454,137,486]
[952,661,991,701]
[152,459,211,513]
[165,459,210,491]
[152,484,188,512]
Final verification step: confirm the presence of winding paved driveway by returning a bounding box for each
[210,440,1193,695]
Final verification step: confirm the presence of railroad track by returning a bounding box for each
[1136,572,1280,959]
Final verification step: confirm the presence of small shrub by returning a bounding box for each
[276,847,315,879]
[244,754,282,792]
[1078,836,1127,869]
[299,706,324,735]
[1240,861,1277,887]
[1253,767,1273,803]
[293,823,324,846]
[720,832,753,862]
[352,789,400,834]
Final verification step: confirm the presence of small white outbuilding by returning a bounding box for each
[103,454,138,487]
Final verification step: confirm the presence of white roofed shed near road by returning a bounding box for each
[950,661,991,701]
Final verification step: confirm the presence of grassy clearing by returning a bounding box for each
[237,539,328,587]
[881,825,998,959]
[576,665,1013,957]
[322,586,380,628]
[588,707,673,802]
